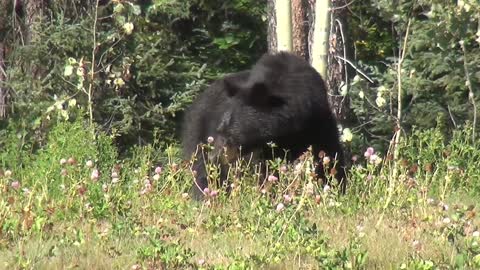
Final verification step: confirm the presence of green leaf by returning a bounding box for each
[132,5,141,16]
[67,57,77,65]
[474,254,480,267]
[64,65,73,77]
[115,15,126,26]
[113,3,124,14]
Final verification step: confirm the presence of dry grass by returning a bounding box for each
[1,192,479,269]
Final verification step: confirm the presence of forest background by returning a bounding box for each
[1,1,480,269]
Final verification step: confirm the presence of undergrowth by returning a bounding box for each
[1,119,480,269]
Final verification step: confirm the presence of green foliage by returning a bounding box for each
[399,126,480,194]
[1,126,480,268]
[0,121,33,171]
[137,227,196,268]
[2,1,480,267]
[1,0,266,152]
[347,1,480,152]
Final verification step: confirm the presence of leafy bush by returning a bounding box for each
[1,0,266,153]
[346,1,480,152]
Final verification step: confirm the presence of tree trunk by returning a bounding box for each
[0,0,8,38]
[0,43,6,119]
[326,0,351,123]
[291,0,308,60]
[266,0,277,53]
[310,0,330,80]
[275,0,292,52]
[25,0,47,43]
[0,0,9,119]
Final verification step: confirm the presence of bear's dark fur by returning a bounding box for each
[182,52,346,199]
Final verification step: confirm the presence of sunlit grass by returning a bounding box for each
[1,122,480,269]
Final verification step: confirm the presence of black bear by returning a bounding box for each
[182,52,346,199]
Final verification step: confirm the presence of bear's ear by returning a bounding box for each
[224,78,240,97]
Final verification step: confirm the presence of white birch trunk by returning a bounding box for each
[311,0,330,79]
[275,0,292,52]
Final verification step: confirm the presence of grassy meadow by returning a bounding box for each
[1,120,480,269]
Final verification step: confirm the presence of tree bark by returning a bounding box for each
[274,0,293,52]
[291,0,308,60]
[0,43,7,119]
[266,0,277,53]
[25,0,48,43]
[0,0,8,38]
[0,0,9,119]
[326,0,351,123]
[310,0,330,80]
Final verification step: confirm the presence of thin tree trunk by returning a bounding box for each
[310,0,329,79]
[267,0,277,53]
[291,0,308,60]
[0,0,9,119]
[292,0,309,61]
[0,0,8,35]
[25,0,47,44]
[0,43,6,119]
[326,0,351,123]
[268,0,309,59]
[275,0,292,52]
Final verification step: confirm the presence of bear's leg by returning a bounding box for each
[190,149,209,200]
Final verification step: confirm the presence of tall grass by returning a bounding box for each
[1,120,480,269]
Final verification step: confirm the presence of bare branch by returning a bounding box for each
[334,55,374,83]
